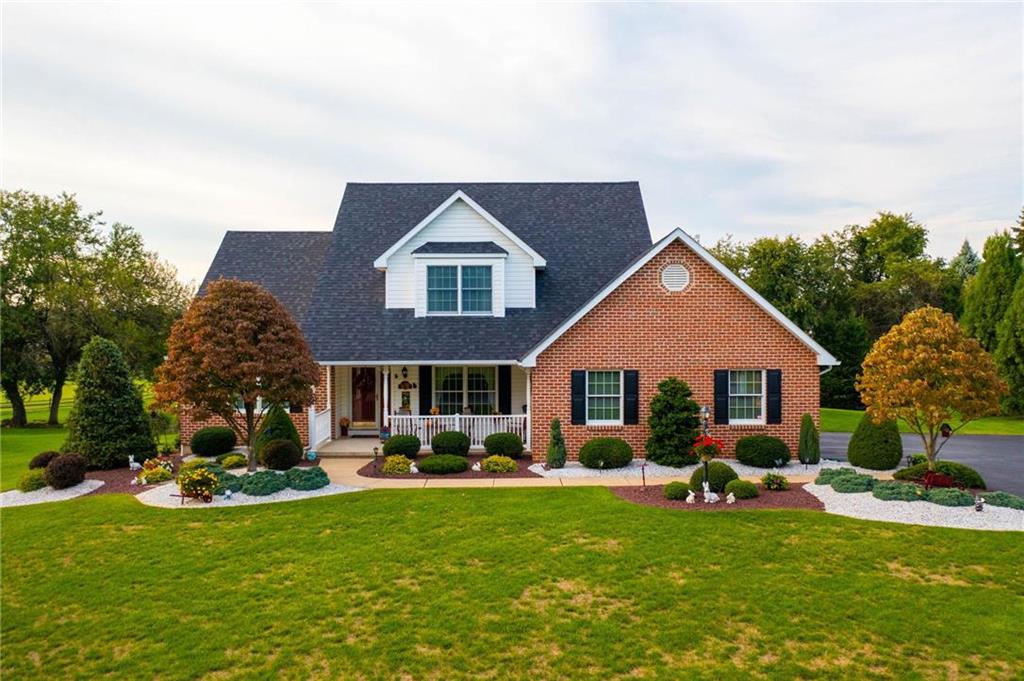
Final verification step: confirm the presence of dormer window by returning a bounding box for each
[426,264,493,314]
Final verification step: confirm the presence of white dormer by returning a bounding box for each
[374,191,545,317]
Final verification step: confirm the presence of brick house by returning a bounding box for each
[182,182,837,460]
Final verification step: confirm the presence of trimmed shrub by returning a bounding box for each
[190,427,237,457]
[285,466,330,491]
[219,454,247,470]
[814,467,859,485]
[725,479,759,500]
[137,467,173,484]
[214,471,242,495]
[663,481,690,500]
[62,337,157,469]
[29,451,61,470]
[383,435,421,458]
[254,403,301,461]
[689,461,738,493]
[18,469,47,492]
[798,414,820,466]
[481,455,517,473]
[381,455,412,475]
[262,439,302,471]
[761,472,789,491]
[872,481,926,502]
[893,461,986,490]
[546,418,567,469]
[645,377,701,467]
[983,491,1024,510]
[736,435,791,468]
[847,413,903,470]
[418,454,469,475]
[44,454,87,490]
[909,453,928,466]
[830,473,875,493]
[240,470,288,496]
[431,431,471,456]
[579,437,634,470]
[484,432,524,459]
[925,488,975,507]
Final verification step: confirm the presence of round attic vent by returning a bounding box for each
[661,263,690,292]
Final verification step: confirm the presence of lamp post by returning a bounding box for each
[699,404,711,486]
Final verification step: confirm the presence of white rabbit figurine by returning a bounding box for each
[703,480,719,503]
[128,455,142,471]
[409,462,419,474]
[726,492,736,504]
[685,490,696,504]
[471,461,481,472]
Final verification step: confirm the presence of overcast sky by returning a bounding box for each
[3,2,1021,285]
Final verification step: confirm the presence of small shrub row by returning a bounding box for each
[432,431,471,456]
[690,461,738,493]
[239,470,289,496]
[484,432,524,459]
[735,435,790,468]
[983,491,1024,510]
[725,479,759,499]
[925,487,975,507]
[481,455,516,473]
[383,435,421,458]
[418,455,469,474]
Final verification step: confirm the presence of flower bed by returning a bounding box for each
[357,454,540,479]
[612,483,824,512]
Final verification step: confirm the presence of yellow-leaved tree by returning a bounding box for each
[857,306,1005,470]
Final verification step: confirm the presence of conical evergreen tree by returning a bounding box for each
[63,337,156,469]
[995,275,1024,415]
[950,240,981,281]
[962,232,1021,351]
[645,377,701,466]
[546,418,566,469]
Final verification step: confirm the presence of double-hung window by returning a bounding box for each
[586,370,622,424]
[426,265,492,314]
[433,366,497,414]
[728,370,765,424]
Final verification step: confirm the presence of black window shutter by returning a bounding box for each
[571,370,586,425]
[766,369,782,424]
[623,370,639,425]
[713,370,729,424]
[419,366,433,415]
[498,366,512,415]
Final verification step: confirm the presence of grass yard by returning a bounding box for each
[820,408,1024,436]
[2,489,1022,680]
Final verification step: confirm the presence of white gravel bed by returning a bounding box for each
[135,481,363,508]
[528,458,890,479]
[805,483,1024,532]
[0,479,105,507]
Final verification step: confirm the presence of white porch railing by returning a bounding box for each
[309,407,332,448]
[388,414,528,450]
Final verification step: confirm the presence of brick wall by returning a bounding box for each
[529,240,821,461]
[178,365,328,452]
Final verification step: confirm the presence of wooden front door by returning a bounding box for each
[351,367,377,429]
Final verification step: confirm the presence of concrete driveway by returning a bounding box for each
[821,433,1024,495]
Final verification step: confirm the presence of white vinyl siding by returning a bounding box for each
[386,199,535,311]
[586,370,623,425]
[728,370,765,424]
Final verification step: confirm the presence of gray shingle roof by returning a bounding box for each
[411,241,508,255]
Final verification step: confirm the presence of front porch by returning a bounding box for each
[308,364,532,455]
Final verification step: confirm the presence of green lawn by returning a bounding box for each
[2,489,1022,680]
[821,408,1024,436]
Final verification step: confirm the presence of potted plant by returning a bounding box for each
[338,417,351,437]
[693,434,724,490]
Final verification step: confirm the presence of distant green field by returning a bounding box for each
[820,408,1024,436]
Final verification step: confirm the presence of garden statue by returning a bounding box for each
[685,490,696,504]
[726,492,736,504]
[409,462,419,474]
[471,461,481,472]
[702,480,719,504]
[128,455,142,471]
[224,489,233,500]
[975,494,985,512]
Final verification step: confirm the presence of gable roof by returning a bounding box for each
[411,241,508,255]
[200,231,332,322]
[301,182,652,362]
[373,190,546,268]
[519,228,840,367]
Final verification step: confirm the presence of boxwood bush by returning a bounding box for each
[735,435,791,468]
[872,480,925,502]
[893,461,986,490]
[284,466,330,491]
[431,431,471,456]
[982,491,1024,510]
[18,469,47,492]
[579,437,633,470]
[44,454,87,490]
[28,451,61,470]
[689,461,738,493]
[847,413,903,470]
[925,487,975,507]
[724,479,759,499]
[830,473,875,493]
[483,432,524,459]
[190,427,237,457]
[382,435,421,458]
[239,470,288,496]
[663,481,690,500]
[481,455,517,473]
[418,454,469,475]
[381,455,412,475]
[262,439,302,471]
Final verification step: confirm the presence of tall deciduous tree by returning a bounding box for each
[994,275,1024,415]
[962,231,1021,352]
[155,279,320,471]
[857,306,1004,469]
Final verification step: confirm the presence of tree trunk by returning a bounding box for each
[48,373,66,426]
[1,379,28,427]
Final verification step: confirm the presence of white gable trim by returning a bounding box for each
[373,190,546,269]
[519,228,840,367]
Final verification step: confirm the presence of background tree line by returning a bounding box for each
[1,190,192,426]
[710,209,1024,413]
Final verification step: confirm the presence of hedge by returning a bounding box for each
[483,432,524,459]
[735,435,791,468]
[579,438,633,470]
[431,431,471,456]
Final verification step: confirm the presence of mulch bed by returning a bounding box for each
[611,483,824,512]
[357,454,540,479]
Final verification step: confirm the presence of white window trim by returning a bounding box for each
[433,366,499,415]
[425,263,494,316]
[585,369,624,426]
[728,369,766,425]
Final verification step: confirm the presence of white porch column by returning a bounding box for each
[326,366,333,438]
[383,366,390,428]
[308,405,316,448]
[525,368,532,451]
